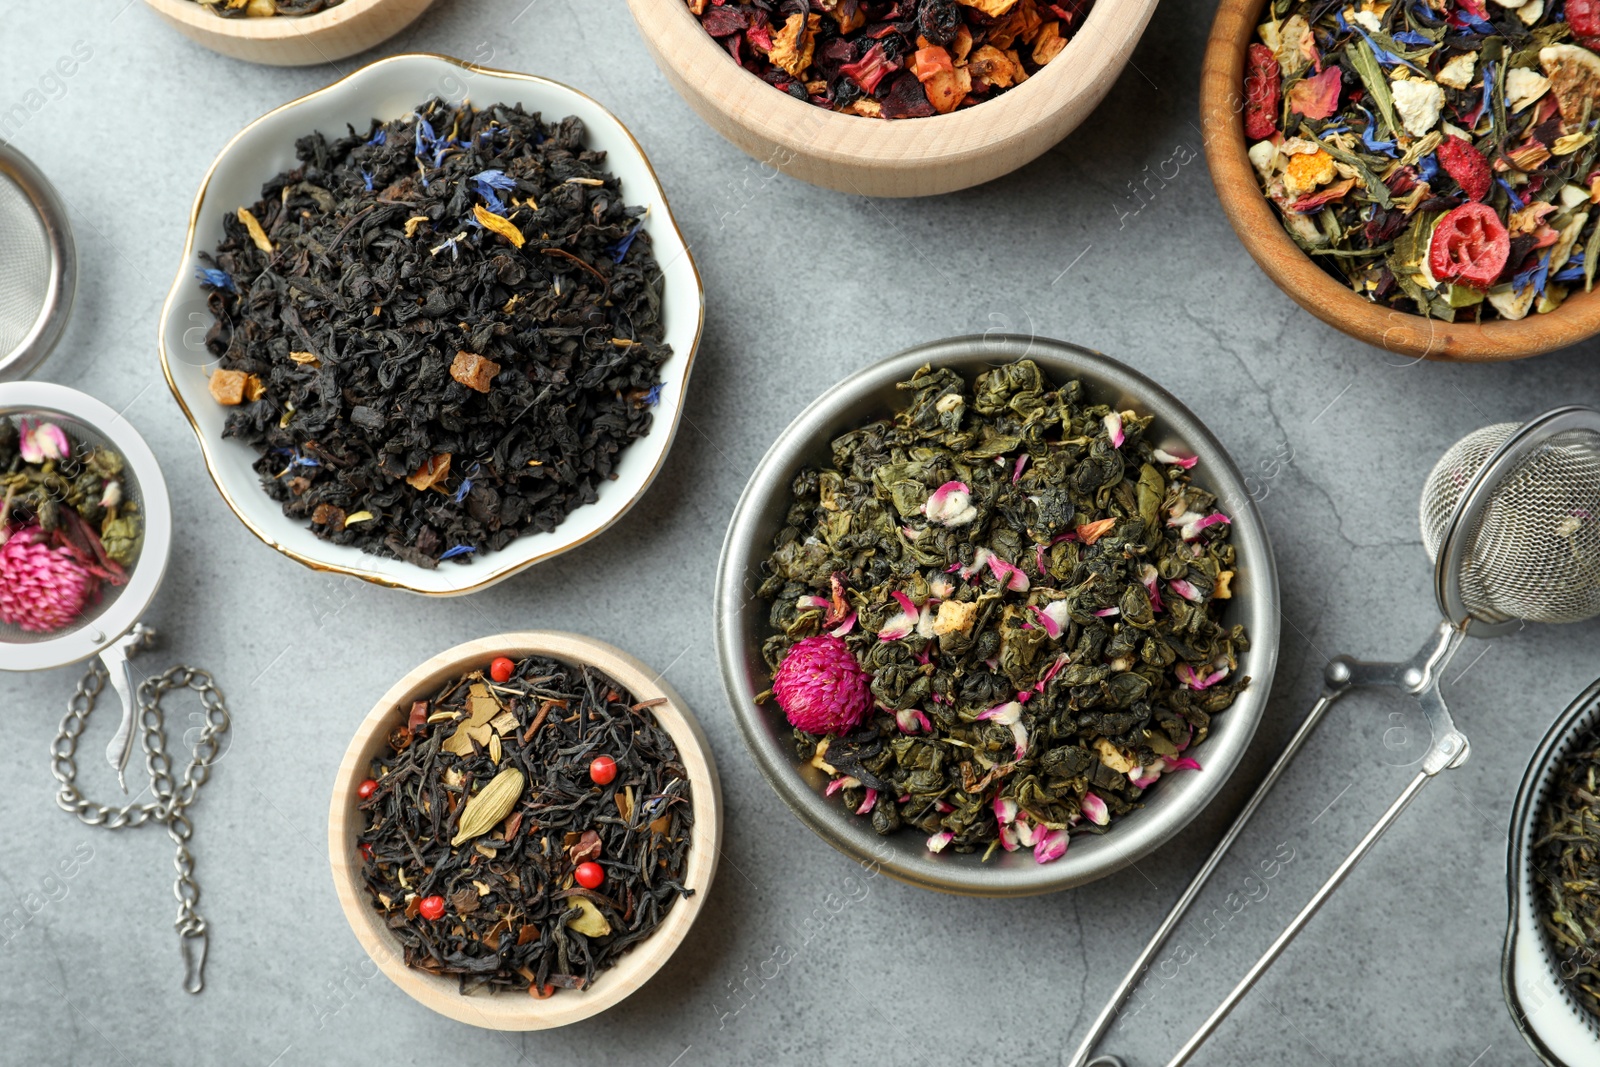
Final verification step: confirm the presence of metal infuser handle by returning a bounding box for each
[1070,622,1471,1067]
[49,628,230,994]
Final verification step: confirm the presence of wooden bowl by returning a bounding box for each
[141,0,435,66]
[327,632,722,1029]
[625,0,1160,197]
[1201,0,1600,362]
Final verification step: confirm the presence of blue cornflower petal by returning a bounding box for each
[472,169,517,213]
[1390,30,1433,45]
[367,129,387,147]
[452,478,473,503]
[1497,176,1526,210]
[361,168,374,192]
[1417,153,1439,183]
[413,113,437,159]
[1479,60,1496,127]
[1514,249,1551,295]
[643,383,662,407]
[196,267,235,291]
[612,219,645,263]
[1357,105,1398,155]
[438,544,475,561]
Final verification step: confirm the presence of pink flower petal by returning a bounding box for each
[1192,513,1231,533]
[1138,563,1164,612]
[1094,606,1120,618]
[1034,653,1070,693]
[1014,817,1037,848]
[1012,454,1030,483]
[999,822,1020,851]
[1030,605,1062,639]
[1168,579,1203,603]
[855,788,878,815]
[994,796,1018,824]
[986,554,1030,592]
[1152,448,1198,469]
[891,590,918,616]
[926,831,954,853]
[1008,720,1029,760]
[1103,411,1125,449]
[978,700,1022,725]
[1033,828,1069,864]
[878,612,916,641]
[796,595,829,611]
[1129,760,1166,789]
[923,481,977,527]
[824,776,861,797]
[1081,792,1109,826]
[1166,757,1202,773]
[895,708,932,734]
[830,611,858,637]
[936,800,954,813]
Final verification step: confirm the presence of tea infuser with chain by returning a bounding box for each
[0,140,74,383]
[0,381,230,994]
[1071,405,1600,1067]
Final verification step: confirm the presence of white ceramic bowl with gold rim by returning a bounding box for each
[158,53,704,596]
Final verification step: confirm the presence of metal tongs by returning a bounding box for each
[1070,621,1472,1067]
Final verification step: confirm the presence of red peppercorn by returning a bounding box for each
[418,895,446,920]
[489,656,515,683]
[357,778,378,800]
[574,862,604,889]
[358,843,373,861]
[589,755,617,785]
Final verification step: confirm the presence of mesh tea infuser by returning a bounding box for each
[1073,405,1600,1067]
[0,140,75,382]
[0,382,230,994]
[1502,677,1600,1067]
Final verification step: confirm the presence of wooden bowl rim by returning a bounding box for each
[1200,0,1600,362]
[141,0,414,40]
[326,631,723,1030]
[626,0,1161,168]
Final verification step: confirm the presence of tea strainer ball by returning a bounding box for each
[1075,406,1600,1067]
[0,141,75,381]
[0,381,171,784]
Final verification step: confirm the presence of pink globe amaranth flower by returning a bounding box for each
[0,526,96,633]
[772,633,873,735]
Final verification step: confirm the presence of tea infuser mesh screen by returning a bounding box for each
[0,411,144,647]
[0,170,51,360]
[1420,422,1600,626]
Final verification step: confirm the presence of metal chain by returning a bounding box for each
[49,634,230,994]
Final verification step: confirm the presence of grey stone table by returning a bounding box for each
[2,2,1595,1065]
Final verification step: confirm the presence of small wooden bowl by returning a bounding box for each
[141,0,435,66]
[328,632,722,1030]
[625,0,1160,197]
[1201,0,1600,362]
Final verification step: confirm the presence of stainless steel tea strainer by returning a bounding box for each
[0,140,75,381]
[1073,405,1600,1067]
[1503,677,1600,1067]
[0,382,230,993]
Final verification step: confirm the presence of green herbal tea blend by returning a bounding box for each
[689,0,1095,118]
[0,417,139,635]
[1533,724,1600,1018]
[1245,0,1600,321]
[191,0,344,16]
[198,98,670,568]
[355,654,694,996]
[757,361,1249,863]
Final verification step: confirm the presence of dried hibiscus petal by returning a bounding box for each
[1244,43,1281,140]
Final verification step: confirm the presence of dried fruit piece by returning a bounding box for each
[449,349,501,393]
[208,368,249,406]
[1429,203,1510,290]
[1244,43,1282,139]
[1437,136,1492,202]
[1541,44,1600,123]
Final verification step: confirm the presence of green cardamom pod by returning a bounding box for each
[451,767,524,846]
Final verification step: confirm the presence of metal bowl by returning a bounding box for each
[1502,678,1600,1067]
[714,335,1280,896]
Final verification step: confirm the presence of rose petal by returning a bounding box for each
[986,554,1030,592]
[895,708,933,734]
[830,612,858,637]
[1152,448,1199,469]
[1103,411,1125,449]
[855,788,878,816]
[1139,563,1164,612]
[926,831,954,853]
[979,700,1022,725]
[1166,757,1202,773]
[1033,828,1069,864]
[994,796,1019,824]
[825,776,861,797]
[1030,604,1063,639]
[1168,579,1204,603]
[1081,792,1109,826]
[923,481,977,527]
[1012,454,1030,483]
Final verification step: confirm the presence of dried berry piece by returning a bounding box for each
[1437,135,1491,202]
[1429,203,1510,290]
[1244,43,1281,140]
